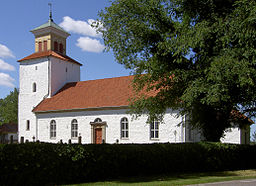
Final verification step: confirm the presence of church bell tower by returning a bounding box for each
[18,8,82,143]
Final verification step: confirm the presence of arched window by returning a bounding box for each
[59,43,63,54]
[50,120,56,138]
[32,82,36,92]
[150,120,159,139]
[121,117,129,138]
[94,118,102,123]
[54,41,58,52]
[71,119,78,138]
[38,41,42,52]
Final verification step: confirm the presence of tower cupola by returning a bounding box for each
[30,12,70,55]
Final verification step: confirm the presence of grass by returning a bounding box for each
[65,169,256,186]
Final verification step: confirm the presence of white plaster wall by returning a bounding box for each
[183,115,203,143]
[36,109,183,144]
[1,133,18,142]
[7,133,18,141]
[50,57,80,96]
[221,128,241,144]
[34,108,244,144]
[185,127,203,142]
[19,56,81,142]
[19,58,49,142]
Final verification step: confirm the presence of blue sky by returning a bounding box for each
[0,0,255,138]
[0,0,131,99]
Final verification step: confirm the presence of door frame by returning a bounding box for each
[90,121,107,144]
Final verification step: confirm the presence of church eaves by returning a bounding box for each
[31,18,70,36]
[18,50,82,66]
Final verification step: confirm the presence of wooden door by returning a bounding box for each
[95,128,102,144]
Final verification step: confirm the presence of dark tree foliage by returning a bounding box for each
[97,0,256,141]
[0,88,18,125]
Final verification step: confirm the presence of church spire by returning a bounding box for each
[48,3,53,22]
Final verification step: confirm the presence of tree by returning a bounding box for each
[0,88,18,125]
[97,0,256,141]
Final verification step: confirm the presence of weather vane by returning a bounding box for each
[48,3,53,21]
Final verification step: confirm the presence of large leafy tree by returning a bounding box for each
[97,0,256,141]
[0,88,18,125]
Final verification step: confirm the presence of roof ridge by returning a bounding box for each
[74,75,134,84]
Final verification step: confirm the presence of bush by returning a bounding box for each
[0,142,256,185]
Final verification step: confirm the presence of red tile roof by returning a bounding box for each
[32,75,254,125]
[33,75,150,112]
[231,110,254,124]
[18,50,82,66]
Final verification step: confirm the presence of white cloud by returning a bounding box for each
[60,16,101,38]
[76,37,105,53]
[0,59,15,71]
[0,72,15,87]
[0,44,15,58]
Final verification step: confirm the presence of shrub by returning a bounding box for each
[0,142,256,185]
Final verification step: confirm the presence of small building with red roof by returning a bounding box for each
[0,123,18,144]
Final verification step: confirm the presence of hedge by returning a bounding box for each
[0,142,256,185]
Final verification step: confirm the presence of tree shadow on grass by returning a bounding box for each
[106,171,242,184]
[64,170,256,185]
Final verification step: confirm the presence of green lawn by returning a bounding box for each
[66,169,256,186]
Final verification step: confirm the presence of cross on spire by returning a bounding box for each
[48,3,53,21]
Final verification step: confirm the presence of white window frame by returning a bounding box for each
[120,117,129,139]
[150,120,159,139]
[71,119,78,139]
[50,120,56,139]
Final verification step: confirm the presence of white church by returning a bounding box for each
[18,16,251,144]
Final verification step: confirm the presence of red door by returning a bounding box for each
[95,128,102,144]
